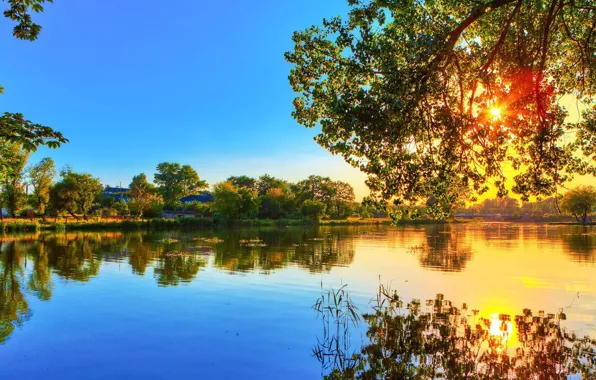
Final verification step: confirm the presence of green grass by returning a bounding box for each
[0,216,394,233]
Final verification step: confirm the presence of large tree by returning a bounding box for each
[28,157,56,218]
[1,1,67,150]
[154,162,207,204]
[286,0,596,212]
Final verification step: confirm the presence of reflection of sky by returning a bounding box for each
[0,224,595,378]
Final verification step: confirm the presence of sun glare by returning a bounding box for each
[489,107,502,119]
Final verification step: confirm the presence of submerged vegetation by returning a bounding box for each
[314,285,596,379]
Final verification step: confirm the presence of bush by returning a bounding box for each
[144,199,165,218]
[300,200,326,220]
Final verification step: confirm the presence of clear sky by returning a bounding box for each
[0,0,369,198]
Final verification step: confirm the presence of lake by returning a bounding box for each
[0,223,595,378]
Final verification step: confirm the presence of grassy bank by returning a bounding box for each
[0,216,396,233]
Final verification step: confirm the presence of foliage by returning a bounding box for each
[154,162,207,204]
[256,174,288,196]
[258,187,296,219]
[1,2,66,150]
[287,0,596,214]
[184,201,211,216]
[300,200,326,220]
[560,185,596,223]
[227,175,257,190]
[28,157,55,217]
[50,169,103,218]
[294,175,356,218]
[238,187,259,219]
[111,200,129,217]
[142,198,165,219]
[0,113,67,151]
[0,141,29,217]
[211,181,259,221]
[258,193,283,219]
[2,0,53,42]
[129,173,157,218]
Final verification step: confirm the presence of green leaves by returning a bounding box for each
[1,1,66,153]
[154,162,208,204]
[287,0,596,213]
[0,112,68,152]
[3,0,53,41]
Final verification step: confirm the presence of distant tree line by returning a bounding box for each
[0,142,386,221]
[456,186,596,223]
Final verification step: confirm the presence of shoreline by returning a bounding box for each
[1,217,593,233]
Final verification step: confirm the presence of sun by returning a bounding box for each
[490,107,502,119]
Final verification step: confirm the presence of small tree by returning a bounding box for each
[560,186,596,224]
[51,170,103,219]
[28,157,56,219]
[129,173,156,218]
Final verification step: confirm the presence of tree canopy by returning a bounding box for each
[286,0,596,212]
[154,162,207,204]
[1,0,66,150]
[560,185,596,223]
[0,141,29,217]
[51,169,103,218]
[28,157,56,217]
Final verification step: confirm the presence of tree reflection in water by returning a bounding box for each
[314,285,596,379]
[0,242,30,343]
[0,229,358,343]
[410,225,473,272]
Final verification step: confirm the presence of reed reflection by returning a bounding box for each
[314,285,596,379]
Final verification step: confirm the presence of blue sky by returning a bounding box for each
[0,0,369,198]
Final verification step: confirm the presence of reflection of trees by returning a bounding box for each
[315,287,596,379]
[28,242,53,300]
[153,256,206,287]
[480,224,521,248]
[561,227,596,263]
[415,225,473,272]
[128,236,160,276]
[45,236,101,282]
[0,242,30,343]
[212,228,355,273]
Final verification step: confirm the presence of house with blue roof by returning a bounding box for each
[102,187,131,202]
[179,192,214,204]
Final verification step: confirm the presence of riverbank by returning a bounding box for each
[0,216,393,232]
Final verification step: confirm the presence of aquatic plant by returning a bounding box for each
[239,238,268,248]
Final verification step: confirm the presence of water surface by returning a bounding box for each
[1,224,595,378]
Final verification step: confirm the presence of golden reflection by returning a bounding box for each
[314,286,596,378]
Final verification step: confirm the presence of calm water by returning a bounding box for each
[0,223,595,378]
